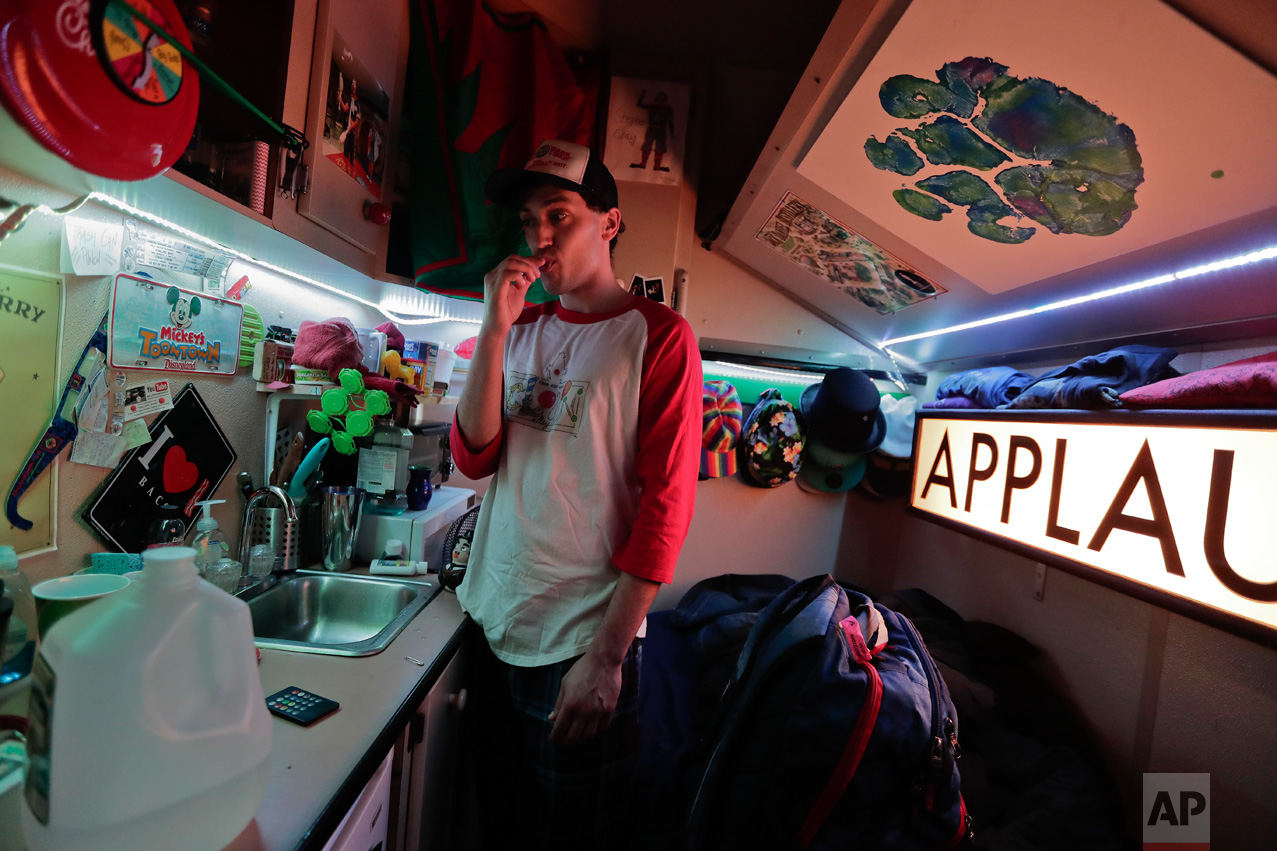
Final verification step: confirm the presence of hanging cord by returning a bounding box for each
[107,0,308,154]
[0,195,92,247]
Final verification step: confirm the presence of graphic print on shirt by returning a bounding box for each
[505,350,589,435]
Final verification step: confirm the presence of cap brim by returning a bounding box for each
[799,453,867,493]
[799,382,819,419]
[485,168,614,209]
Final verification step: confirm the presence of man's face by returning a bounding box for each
[518,184,617,297]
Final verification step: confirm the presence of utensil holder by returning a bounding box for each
[247,506,298,573]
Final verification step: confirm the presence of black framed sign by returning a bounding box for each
[908,409,1277,648]
[84,383,237,552]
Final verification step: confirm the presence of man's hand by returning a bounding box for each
[482,255,544,335]
[547,650,622,747]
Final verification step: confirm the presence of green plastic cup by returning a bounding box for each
[32,574,131,637]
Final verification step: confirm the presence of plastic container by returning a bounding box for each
[190,500,230,581]
[357,422,412,515]
[370,538,427,574]
[22,546,273,851]
[205,558,243,593]
[369,558,428,576]
[0,545,37,686]
[247,544,275,583]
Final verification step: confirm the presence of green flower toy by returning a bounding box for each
[306,369,392,454]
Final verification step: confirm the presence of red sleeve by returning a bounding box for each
[611,302,702,585]
[450,414,503,480]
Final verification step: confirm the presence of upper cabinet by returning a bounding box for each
[168,0,411,280]
[0,0,411,282]
[273,0,410,278]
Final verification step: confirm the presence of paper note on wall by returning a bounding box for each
[60,217,124,276]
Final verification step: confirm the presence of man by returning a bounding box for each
[450,139,702,849]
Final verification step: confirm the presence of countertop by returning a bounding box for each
[0,580,471,851]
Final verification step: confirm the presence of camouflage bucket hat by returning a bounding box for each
[737,388,805,488]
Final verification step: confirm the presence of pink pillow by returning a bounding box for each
[1120,351,1277,407]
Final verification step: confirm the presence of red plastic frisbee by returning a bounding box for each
[0,0,199,181]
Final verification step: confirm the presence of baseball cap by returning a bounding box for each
[485,139,619,210]
[700,381,743,479]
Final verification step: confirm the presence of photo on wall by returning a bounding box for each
[322,31,391,199]
[604,77,691,187]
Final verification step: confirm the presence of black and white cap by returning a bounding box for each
[485,139,619,210]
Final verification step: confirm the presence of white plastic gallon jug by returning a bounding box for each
[21,547,273,851]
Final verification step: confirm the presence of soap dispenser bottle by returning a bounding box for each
[0,544,37,685]
[190,500,230,580]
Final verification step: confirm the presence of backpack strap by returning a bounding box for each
[686,575,845,851]
[796,613,884,849]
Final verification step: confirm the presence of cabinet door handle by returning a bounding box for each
[447,688,468,713]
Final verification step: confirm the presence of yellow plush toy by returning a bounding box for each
[381,349,417,384]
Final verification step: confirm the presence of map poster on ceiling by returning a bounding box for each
[756,192,946,314]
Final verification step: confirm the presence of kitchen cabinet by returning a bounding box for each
[400,634,474,850]
[320,749,394,851]
[173,0,411,280]
[0,0,412,284]
[269,0,411,280]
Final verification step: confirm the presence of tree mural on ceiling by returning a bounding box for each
[864,57,1143,244]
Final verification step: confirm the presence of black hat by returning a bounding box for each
[485,139,619,210]
[798,368,886,454]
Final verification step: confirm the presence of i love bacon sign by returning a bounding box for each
[84,384,237,552]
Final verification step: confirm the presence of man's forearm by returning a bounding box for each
[455,330,507,450]
[587,570,660,666]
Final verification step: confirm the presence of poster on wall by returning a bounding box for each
[108,273,243,375]
[756,192,946,314]
[0,268,64,556]
[322,30,391,199]
[604,77,691,187]
[83,384,236,553]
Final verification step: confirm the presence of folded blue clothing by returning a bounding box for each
[933,366,1035,408]
[1006,345,1179,409]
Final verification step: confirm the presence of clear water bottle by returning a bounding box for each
[0,545,37,686]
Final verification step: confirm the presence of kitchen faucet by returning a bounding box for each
[238,486,300,584]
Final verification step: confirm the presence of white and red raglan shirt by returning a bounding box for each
[450,297,702,666]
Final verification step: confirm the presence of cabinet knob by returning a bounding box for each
[364,201,392,226]
[447,688,468,712]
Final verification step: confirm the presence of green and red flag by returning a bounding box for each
[409,0,596,303]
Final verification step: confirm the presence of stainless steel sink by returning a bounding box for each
[241,570,440,656]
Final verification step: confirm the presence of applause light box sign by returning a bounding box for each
[909,412,1277,642]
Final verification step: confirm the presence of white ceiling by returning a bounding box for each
[498,0,1277,369]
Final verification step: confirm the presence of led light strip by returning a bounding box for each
[880,245,1277,348]
[83,192,482,327]
[706,360,825,385]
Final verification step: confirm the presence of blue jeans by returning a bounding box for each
[468,635,643,851]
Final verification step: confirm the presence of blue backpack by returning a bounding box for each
[684,574,971,850]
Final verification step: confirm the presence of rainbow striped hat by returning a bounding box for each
[701,381,743,479]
